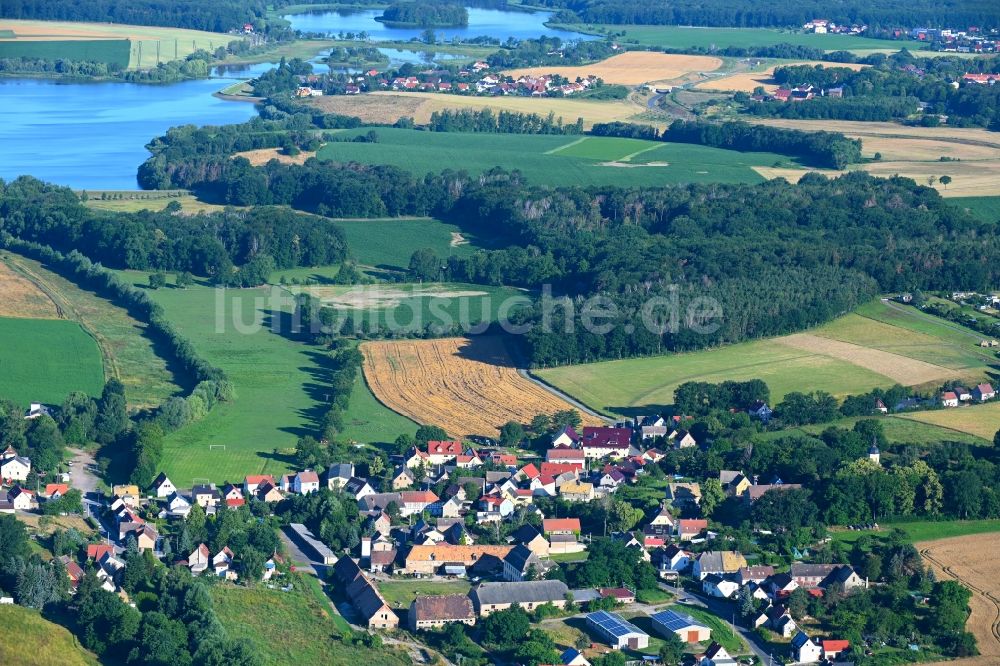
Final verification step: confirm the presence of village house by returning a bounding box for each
[656,544,692,574]
[974,383,996,401]
[667,428,697,449]
[676,518,709,540]
[43,483,68,499]
[747,400,773,422]
[213,547,237,580]
[546,448,586,467]
[560,480,594,502]
[470,580,569,616]
[344,476,375,500]
[326,463,355,490]
[744,483,803,503]
[151,473,176,498]
[129,524,158,552]
[738,566,775,585]
[188,543,211,574]
[791,563,851,589]
[510,524,550,558]
[702,573,740,598]
[941,391,960,407]
[580,426,632,459]
[791,631,823,663]
[719,470,751,496]
[665,483,702,510]
[503,544,554,581]
[598,587,636,604]
[822,639,850,660]
[561,648,591,666]
[400,490,439,516]
[478,494,514,520]
[113,485,141,506]
[192,484,221,509]
[332,557,399,629]
[551,425,579,447]
[693,551,748,580]
[256,481,283,503]
[425,440,464,465]
[166,491,192,519]
[409,594,476,631]
[243,474,275,496]
[403,544,513,575]
[24,403,52,420]
[9,486,36,511]
[649,505,675,527]
[0,447,30,482]
[700,643,736,666]
[292,470,320,495]
[222,484,245,508]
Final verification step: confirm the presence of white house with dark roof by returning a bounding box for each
[151,472,176,498]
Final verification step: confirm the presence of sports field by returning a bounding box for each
[504,51,722,85]
[554,24,924,53]
[537,300,993,416]
[332,217,482,270]
[115,272,414,484]
[318,128,804,186]
[362,336,604,437]
[0,19,238,69]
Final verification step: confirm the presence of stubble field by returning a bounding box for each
[695,61,867,93]
[503,51,722,85]
[919,534,1000,662]
[361,336,603,437]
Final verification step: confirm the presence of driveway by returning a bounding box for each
[68,448,102,520]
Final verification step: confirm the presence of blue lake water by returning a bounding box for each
[284,7,594,43]
[0,8,587,190]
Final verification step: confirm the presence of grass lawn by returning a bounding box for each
[537,299,995,417]
[950,195,1000,223]
[115,272,414,484]
[332,217,484,270]
[0,605,98,666]
[557,24,925,53]
[636,587,673,605]
[377,579,471,608]
[898,401,1000,441]
[211,575,411,666]
[317,128,804,187]
[339,371,417,444]
[4,253,181,408]
[831,519,1000,544]
[0,317,104,407]
[82,190,229,215]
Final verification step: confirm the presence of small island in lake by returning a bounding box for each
[376,1,470,27]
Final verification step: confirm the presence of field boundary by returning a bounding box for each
[2,253,112,383]
[521,368,614,422]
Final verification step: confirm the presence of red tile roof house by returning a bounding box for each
[822,639,850,659]
[400,490,439,516]
[543,518,581,535]
[426,440,464,465]
[941,391,960,407]
[540,462,581,478]
[87,544,115,561]
[974,383,996,402]
[546,449,586,467]
[598,587,636,604]
[676,518,709,540]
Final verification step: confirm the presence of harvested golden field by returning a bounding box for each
[234,147,317,166]
[310,91,644,129]
[777,333,957,385]
[919,534,1000,661]
[899,401,1000,440]
[0,257,60,319]
[696,60,865,93]
[361,336,603,437]
[504,51,722,85]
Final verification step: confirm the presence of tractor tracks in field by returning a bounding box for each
[921,547,1000,646]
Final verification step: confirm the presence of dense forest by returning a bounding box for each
[0,0,292,34]
[377,0,468,27]
[428,108,584,134]
[0,177,348,281]
[542,0,1000,30]
[133,109,999,365]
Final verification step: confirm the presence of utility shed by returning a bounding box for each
[288,523,337,564]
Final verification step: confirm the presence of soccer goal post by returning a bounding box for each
[208,444,226,451]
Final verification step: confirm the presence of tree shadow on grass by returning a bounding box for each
[255,449,297,468]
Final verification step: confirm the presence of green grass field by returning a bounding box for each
[538,300,995,416]
[377,579,471,608]
[0,605,98,666]
[0,317,104,407]
[951,195,1000,223]
[5,253,180,408]
[898,401,1000,441]
[831,519,1000,544]
[211,576,410,666]
[289,282,529,331]
[332,217,483,270]
[318,129,805,187]
[114,271,417,484]
[0,39,129,66]
[556,24,925,53]
[758,413,990,446]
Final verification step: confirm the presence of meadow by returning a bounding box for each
[114,271,417,484]
[211,576,411,666]
[331,217,482,270]
[554,24,925,53]
[758,414,990,446]
[898,402,1000,441]
[0,605,98,666]
[4,253,179,408]
[83,190,229,215]
[290,282,528,331]
[0,19,237,69]
[0,39,129,67]
[537,300,993,416]
[952,196,1000,223]
[376,579,471,608]
[0,317,104,409]
[833,519,1000,544]
[504,51,723,85]
[318,128,805,187]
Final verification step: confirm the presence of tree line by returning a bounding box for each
[378,0,468,27]
[542,0,1000,31]
[428,108,584,134]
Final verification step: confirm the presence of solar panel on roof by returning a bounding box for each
[587,611,646,637]
[651,609,706,632]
